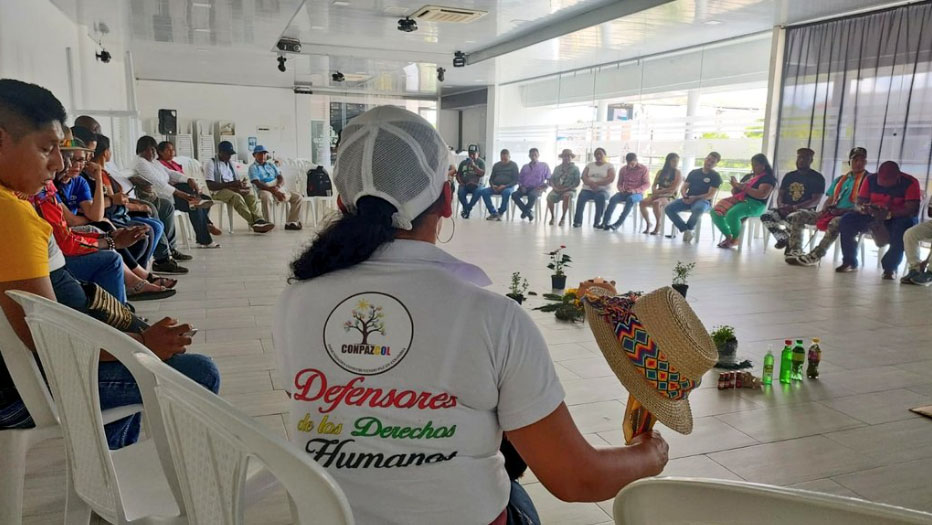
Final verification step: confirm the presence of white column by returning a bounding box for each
[684,88,701,171]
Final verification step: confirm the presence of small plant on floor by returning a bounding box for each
[547,245,571,289]
[710,325,737,348]
[671,260,695,297]
[506,272,530,304]
[534,288,585,322]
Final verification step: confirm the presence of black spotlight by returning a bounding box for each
[277,55,287,72]
[95,49,111,63]
[437,67,445,82]
[397,17,417,32]
[331,71,345,82]
[453,51,466,68]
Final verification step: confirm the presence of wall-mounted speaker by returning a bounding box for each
[158,109,177,135]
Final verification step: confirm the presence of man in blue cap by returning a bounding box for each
[204,141,274,233]
[249,145,304,230]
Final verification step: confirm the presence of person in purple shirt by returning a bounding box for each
[511,148,551,222]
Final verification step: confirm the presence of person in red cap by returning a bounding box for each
[836,160,921,278]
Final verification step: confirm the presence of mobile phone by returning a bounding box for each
[182,328,198,337]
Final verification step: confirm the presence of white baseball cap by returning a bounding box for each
[333,106,449,230]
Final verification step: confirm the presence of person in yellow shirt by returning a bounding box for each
[0,79,220,449]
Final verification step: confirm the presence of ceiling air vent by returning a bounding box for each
[413,5,487,24]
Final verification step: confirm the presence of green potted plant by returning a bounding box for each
[710,325,739,367]
[534,289,585,323]
[671,260,695,297]
[547,245,571,290]
[505,272,529,304]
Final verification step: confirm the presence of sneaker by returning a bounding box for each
[901,269,923,284]
[252,222,275,233]
[460,210,468,219]
[774,238,788,250]
[171,250,193,261]
[486,213,499,221]
[494,214,502,221]
[284,222,303,231]
[910,271,932,286]
[795,253,821,267]
[682,230,694,244]
[607,223,620,231]
[152,259,189,274]
[253,218,270,225]
[835,263,857,273]
[882,271,896,280]
[520,211,528,220]
[572,223,581,228]
[784,250,804,259]
[527,212,535,222]
[197,242,222,249]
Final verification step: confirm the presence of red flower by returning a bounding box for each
[560,245,566,249]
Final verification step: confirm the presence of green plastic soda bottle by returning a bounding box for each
[792,339,806,381]
[779,340,793,384]
[762,346,774,386]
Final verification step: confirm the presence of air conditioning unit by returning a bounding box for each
[412,5,487,23]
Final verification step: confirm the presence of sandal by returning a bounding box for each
[147,274,177,289]
[128,281,177,301]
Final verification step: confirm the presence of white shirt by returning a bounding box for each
[273,240,564,525]
[204,158,238,185]
[131,157,185,198]
[584,161,614,191]
[48,236,65,272]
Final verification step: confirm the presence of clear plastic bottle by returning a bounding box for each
[762,346,774,386]
[779,340,793,384]
[807,338,822,379]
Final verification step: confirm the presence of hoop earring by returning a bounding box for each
[438,215,455,244]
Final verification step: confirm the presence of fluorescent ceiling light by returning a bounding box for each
[192,2,212,7]
[332,1,350,6]
[468,0,674,65]
[194,28,211,33]
[706,20,722,25]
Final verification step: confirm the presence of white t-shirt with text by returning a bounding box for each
[273,240,564,524]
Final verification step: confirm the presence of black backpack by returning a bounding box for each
[306,166,332,197]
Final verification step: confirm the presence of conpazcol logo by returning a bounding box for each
[323,292,413,375]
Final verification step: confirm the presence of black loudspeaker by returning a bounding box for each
[158,109,177,135]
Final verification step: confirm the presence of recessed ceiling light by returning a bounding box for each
[705,20,722,25]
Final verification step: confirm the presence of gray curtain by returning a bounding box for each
[775,2,932,186]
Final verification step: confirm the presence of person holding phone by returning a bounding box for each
[710,154,777,249]
[456,144,486,219]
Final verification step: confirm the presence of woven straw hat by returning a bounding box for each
[584,287,717,434]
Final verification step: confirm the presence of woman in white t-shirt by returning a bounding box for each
[274,107,668,525]
[573,147,616,228]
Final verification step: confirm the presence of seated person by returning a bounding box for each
[639,153,682,235]
[836,161,920,279]
[601,152,650,231]
[156,140,222,247]
[759,148,825,254]
[204,141,274,233]
[130,136,193,274]
[33,163,175,302]
[710,153,777,249]
[512,148,551,222]
[248,145,305,230]
[573,147,615,228]
[546,149,581,226]
[478,149,518,221]
[456,144,485,219]
[0,79,219,450]
[902,201,932,285]
[665,152,722,243]
[786,147,870,266]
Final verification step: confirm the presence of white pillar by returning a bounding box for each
[684,88,701,171]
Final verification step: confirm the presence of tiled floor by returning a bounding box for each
[19,213,932,523]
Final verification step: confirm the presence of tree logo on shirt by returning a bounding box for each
[324,292,413,375]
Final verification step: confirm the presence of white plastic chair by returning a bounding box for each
[614,477,932,524]
[8,290,187,524]
[0,296,142,525]
[295,171,337,227]
[136,352,355,525]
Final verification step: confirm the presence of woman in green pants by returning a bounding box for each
[711,153,777,249]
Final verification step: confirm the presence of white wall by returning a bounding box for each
[0,0,129,115]
[461,106,487,155]
[438,109,460,150]
[135,80,329,162]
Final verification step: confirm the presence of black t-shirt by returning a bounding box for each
[740,172,778,203]
[684,168,722,198]
[780,169,826,207]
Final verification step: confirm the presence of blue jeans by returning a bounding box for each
[65,250,126,303]
[458,184,482,213]
[665,198,711,232]
[478,186,516,215]
[129,216,163,267]
[506,480,540,525]
[0,353,219,450]
[573,189,610,226]
[174,182,213,245]
[511,187,540,217]
[839,213,918,271]
[603,192,643,227]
